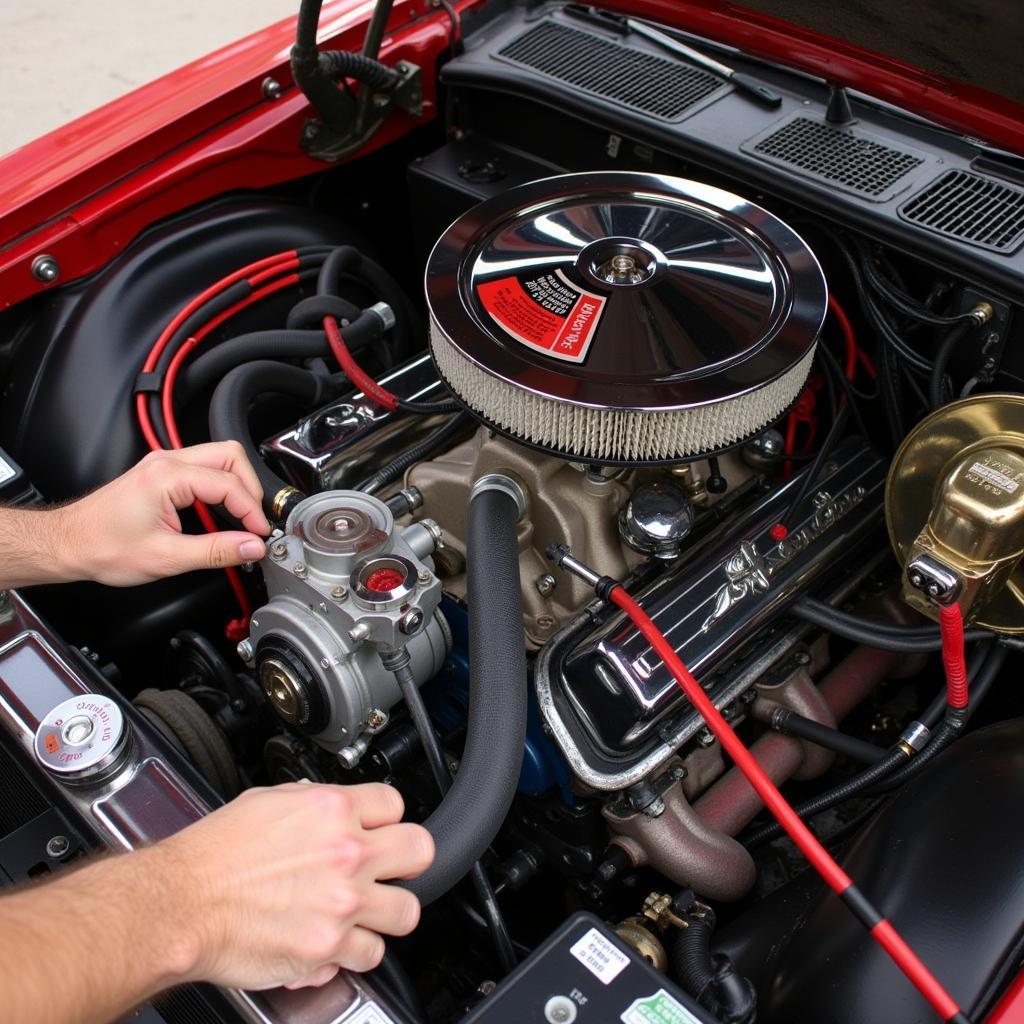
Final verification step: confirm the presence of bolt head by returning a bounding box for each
[31,254,59,283]
[270,541,287,559]
[46,835,71,859]
[399,609,424,635]
[261,76,282,100]
[417,568,432,584]
[331,585,348,601]
[536,573,557,596]
[236,639,254,662]
[293,562,307,578]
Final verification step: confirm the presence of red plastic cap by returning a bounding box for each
[770,523,789,541]
[365,568,406,593]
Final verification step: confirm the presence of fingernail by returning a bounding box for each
[239,539,265,560]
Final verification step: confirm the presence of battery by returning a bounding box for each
[461,913,719,1024]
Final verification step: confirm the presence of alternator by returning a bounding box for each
[245,491,450,758]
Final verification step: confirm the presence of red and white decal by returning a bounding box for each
[476,268,606,364]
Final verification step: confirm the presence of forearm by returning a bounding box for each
[0,505,79,588]
[0,844,201,1024]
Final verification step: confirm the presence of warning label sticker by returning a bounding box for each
[476,268,606,364]
[569,927,630,984]
[621,988,704,1024]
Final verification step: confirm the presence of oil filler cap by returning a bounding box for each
[34,694,129,782]
[426,171,826,463]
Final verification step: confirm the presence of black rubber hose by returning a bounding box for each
[769,708,886,764]
[178,311,384,403]
[797,596,992,640]
[791,598,992,651]
[208,361,336,516]
[672,914,757,1024]
[870,644,1007,793]
[929,321,974,408]
[357,412,470,494]
[404,486,528,906]
[319,50,400,90]
[291,0,358,129]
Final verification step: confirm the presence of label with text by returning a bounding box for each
[569,927,630,984]
[476,269,606,364]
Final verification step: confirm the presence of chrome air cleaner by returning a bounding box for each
[426,172,826,463]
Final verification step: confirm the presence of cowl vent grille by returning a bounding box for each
[497,21,722,121]
[746,116,924,200]
[899,170,1024,253]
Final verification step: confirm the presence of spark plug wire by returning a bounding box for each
[547,546,972,1024]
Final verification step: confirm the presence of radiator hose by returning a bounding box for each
[404,478,528,906]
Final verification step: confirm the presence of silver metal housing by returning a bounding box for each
[426,172,827,463]
[249,491,449,754]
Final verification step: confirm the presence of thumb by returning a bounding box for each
[160,531,266,574]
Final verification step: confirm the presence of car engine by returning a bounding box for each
[2,3,1024,1023]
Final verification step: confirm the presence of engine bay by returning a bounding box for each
[3,2,1024,1022]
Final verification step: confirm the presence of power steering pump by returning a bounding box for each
[243,491,450,761]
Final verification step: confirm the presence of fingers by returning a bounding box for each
[355,883,421,937]
[165,463,269,535]
[155,530,267,574]
[169,442,266,512]
[362,822,435,881]
[333,926,386,973]
[346,783,406,829]
[284,964,339,990]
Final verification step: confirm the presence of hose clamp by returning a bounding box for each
[367,301,397,333]
[469,473,527,520]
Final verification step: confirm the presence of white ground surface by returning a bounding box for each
[0,0,297,156]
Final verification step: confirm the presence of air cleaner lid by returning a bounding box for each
[426,172,826,463]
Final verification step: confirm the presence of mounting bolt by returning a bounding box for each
[698,729,716,748]
[270,541,287,560]
[367,708,388,732]
[31,254,59,283]
[349,622,372,643]
[417,568,432,584]
[261,76,283,100]
[293,562,307,578]
[236,638,254,663]
[535,574,557,597]
[46,835,71,859]
[399,609,424,635]
[330,585,348,601]
[372,92,390,109]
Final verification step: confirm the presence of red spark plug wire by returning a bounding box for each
[548,549,971,1023]
[937,602,969,710]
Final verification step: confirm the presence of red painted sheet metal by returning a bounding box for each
[988,969,1024,1024]
[0,0,455,311]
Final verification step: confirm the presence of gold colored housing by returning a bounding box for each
[886,394,1024,633]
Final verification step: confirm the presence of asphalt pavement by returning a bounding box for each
[1,0,296,156]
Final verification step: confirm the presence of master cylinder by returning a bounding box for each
[242,491,449,760]
[887,394,1024,630]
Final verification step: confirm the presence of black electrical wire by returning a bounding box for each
[385,653,518,976]
[781,367,847,529]
[356,412,470,494]
[854,239,978,327]
[368,946,426,1023]
[791,597,993,651]
[929,320,975,408]
[815,339,871,441]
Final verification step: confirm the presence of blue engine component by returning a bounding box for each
[426,599,573,802]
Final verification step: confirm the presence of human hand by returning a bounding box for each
[57,442,270,586]
[155,782,432,990]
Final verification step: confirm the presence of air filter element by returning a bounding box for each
[426,172,826,463]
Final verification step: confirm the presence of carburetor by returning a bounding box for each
[244,491,450,760]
